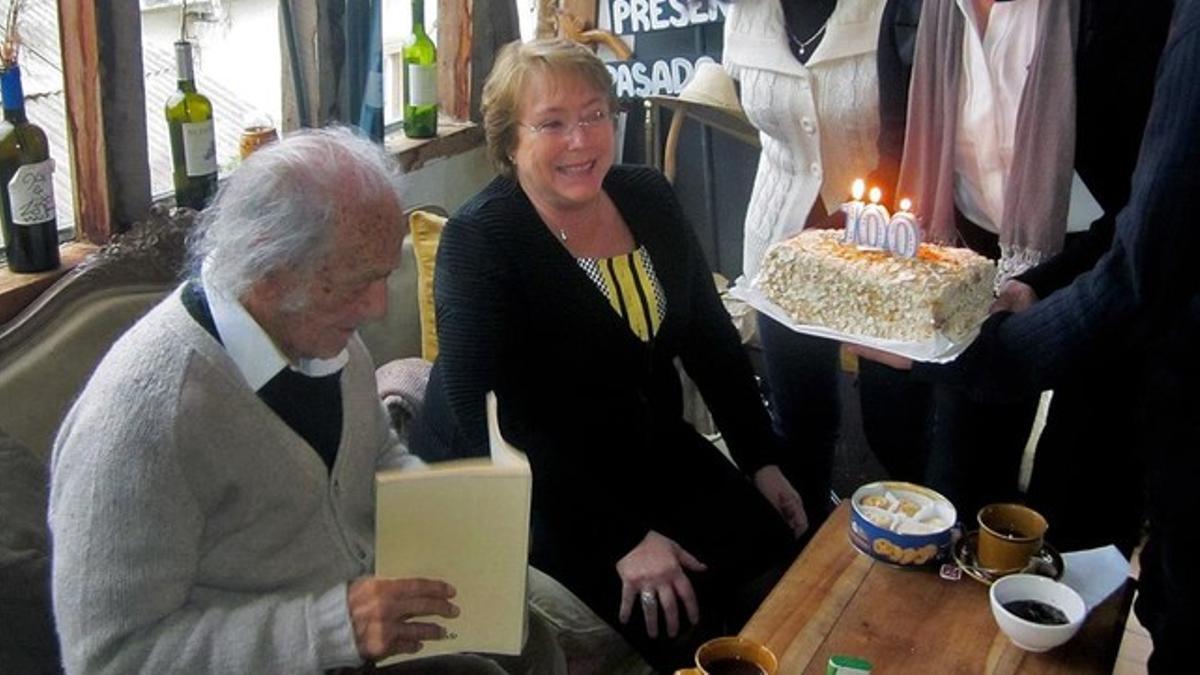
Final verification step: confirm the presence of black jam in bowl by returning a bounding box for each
[1003,599,1069,625]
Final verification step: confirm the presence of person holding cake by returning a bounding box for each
[857,1,1200,665]
[722,0,888,527]
[410,39,807,671]
[861,0,1170,549]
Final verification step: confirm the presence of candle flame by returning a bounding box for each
[851,179,865,201]
[899,198,912,212]
[869,187,882,204]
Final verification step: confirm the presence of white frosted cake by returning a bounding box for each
[753,229,995,342]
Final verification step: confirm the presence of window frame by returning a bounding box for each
[4,0,513,320]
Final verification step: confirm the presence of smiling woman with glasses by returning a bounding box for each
[410,38,810,672]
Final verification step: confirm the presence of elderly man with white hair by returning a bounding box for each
[48,127,563,674]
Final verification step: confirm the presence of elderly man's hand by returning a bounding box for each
[847,344,914,371]
[347,577,459,661]
[990,280,1038,314]
[754,464,809,538]
[616,530,707,639]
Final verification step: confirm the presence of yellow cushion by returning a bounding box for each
[410,210,447,362]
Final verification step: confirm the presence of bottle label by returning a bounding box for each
[407,64,437,107]
[8,158,56,226]
[182,120,218,177]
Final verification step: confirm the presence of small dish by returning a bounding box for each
[953,530,1063,585]
[990,574,1086,651]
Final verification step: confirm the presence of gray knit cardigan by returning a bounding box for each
[49,287,420,674]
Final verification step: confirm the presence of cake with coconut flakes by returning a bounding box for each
[753,229,995,343]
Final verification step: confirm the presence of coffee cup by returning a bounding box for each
[976,503,1048,572]
[674,636,778,675]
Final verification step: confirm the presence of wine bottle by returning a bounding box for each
[403,0,437,139]
[165,40,218,210]
[0,64,59,273]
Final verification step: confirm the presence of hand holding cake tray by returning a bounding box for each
[732,179,996,363]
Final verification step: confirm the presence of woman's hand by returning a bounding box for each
[990,280,1038,314]
[616,531,707,639]
[753,464,809,538]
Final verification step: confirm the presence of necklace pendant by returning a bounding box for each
[798,44,805,56]
[558,229,568,242]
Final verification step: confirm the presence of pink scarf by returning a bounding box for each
[897,0,1079,281]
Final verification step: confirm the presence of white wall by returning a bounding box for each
[402,146,495,213]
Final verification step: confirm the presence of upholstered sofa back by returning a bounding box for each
[0,210,426,463]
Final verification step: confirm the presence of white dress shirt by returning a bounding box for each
[201,265,349,390]
[954,0,1101,235]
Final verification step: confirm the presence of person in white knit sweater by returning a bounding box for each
[723,0,885,524]
[48,128,562,674]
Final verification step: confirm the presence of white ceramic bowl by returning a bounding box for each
[990,574,1086,652]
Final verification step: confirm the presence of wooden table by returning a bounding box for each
[741,503,1133,673]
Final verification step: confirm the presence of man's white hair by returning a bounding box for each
[188,126,405,300]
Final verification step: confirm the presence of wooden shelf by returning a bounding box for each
[384,118,484,173]
[0,243,99,325]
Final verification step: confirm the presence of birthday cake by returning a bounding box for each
[753,229,995,342]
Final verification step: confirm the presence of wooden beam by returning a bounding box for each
[57,0,150,240]
[438,0,472,122]
[470,0,519,123]
[57,1,109,243]
[281,0,343,129]
[437,0,519,124]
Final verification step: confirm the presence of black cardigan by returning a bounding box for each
[414,165,781,561]
[873,0,1172,293]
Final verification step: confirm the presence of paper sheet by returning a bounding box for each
[1059,545,1132,612]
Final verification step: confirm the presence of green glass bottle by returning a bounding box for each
[403,0,437,138]
[0,64,59,273]
[165,40,218,210]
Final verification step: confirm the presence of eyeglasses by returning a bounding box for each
[520,109,612,138]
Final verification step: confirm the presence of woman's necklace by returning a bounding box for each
[787,21,828,57]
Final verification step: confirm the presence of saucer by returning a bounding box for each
[952,530,1063,586]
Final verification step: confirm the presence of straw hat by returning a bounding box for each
[647,61,747,120]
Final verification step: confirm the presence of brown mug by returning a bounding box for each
[674,636,778,675]
[977,503,1048,572]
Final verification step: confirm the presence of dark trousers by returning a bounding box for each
[532,429,798,673]
[855,342,1037,520]
[858,359,934,483]
[1134,359,1199,673]
[757,313,841,525]
[1024,368,1146,555]
[1137,525,1199,674]
[925,386,1039,521]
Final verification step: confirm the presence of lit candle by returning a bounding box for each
[886,198,923,258]
[859,187,890,249]
[841,179,866,244]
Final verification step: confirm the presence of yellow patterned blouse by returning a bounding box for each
[576,246,666,342]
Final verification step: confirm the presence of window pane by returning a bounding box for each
[1,0,76,243]
[141,0,282,200]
